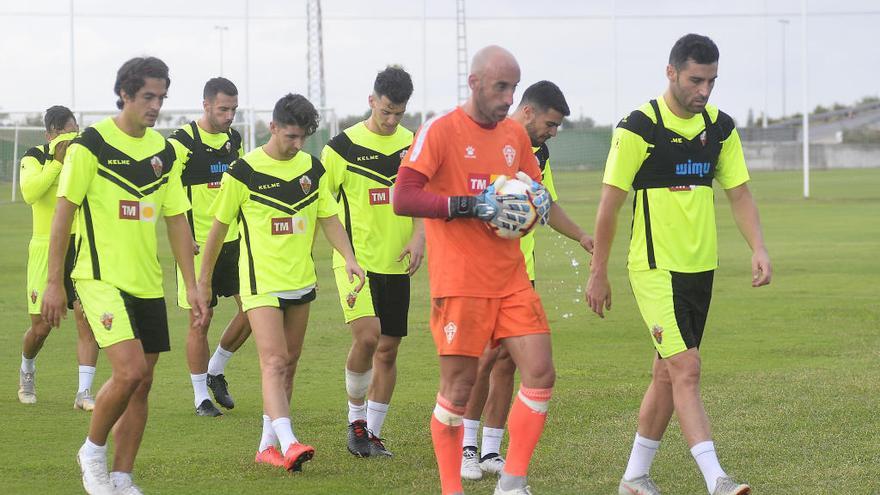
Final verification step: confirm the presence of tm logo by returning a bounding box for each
[675,160,712,178]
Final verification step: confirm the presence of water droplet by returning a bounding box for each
[570,258,580,268]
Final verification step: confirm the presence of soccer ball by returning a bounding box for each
[488,176,539,240]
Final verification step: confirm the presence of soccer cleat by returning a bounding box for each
[347,420,371,457]
[112,479,144,495]
[618,474,661,495]
[480,453,506,475]
[282,442,315,472]
[207,373,235,409]
[493,481,533,495]
[18,370,36,404]
[195,399,223,417]
[712,476,751,495]
[74,390,96,411]
[76,445,114,495]
[460,446,483,480]
[254,446,286,467]
[367,433,393,458]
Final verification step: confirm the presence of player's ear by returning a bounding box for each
[666,64,677,83]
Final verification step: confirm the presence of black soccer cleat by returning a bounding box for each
[207,373,235,409]
[347,420,371,457]
[195,399,223,417]
[368,433,393,458]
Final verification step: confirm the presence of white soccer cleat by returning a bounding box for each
[113,478,145,495]
[18,370,36,404]
[712,476,750,495]
[76,445,114,495]
[618,474,661,495]
[74,390,96,411]
[493,481,534,495]
[480,454,505,475]
[460,447,483,480]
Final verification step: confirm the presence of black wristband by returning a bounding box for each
[448,196,476,218]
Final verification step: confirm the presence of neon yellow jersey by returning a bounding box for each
[211,147,339,295]
[57,117,190,298]
[20,144,62,240]
[322,122,414,274]
[603,96,749,273]
[168,122,243,243]
[519,143,559,280]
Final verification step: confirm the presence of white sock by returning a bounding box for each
[271,417,298,453]
[190,373,210,407]
[348,401,367,424]
[78,365,96,393]
[366,400,389,437]
[110,471,132,488]
[462,418,480,449]
[258,414,278,452]
[207,345,234,376]
[623,433,662,480]
[21,354,35,373]
[481,426,504,457]
[691,440,727,493]
[82,438,106,457]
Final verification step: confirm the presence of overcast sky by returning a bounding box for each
[1,0,878,126]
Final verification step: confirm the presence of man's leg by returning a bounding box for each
[497,333,555,492]
[110,352,159,473]
[480,347,516,474]
[207,295,251,409]
[345,316,380,457]
[19,315,51,404]
[367,333,402,438]
[74,301,99,410]
[434,355,479,495]
[460,344,500,480]
[186,306,222,416]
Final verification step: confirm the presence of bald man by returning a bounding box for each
[394,45,555,495]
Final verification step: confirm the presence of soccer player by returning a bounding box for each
[395,45,555,495]
[321,66,423,458]
[460,80,594,480]
[168,77,250,417]
[18,105,99,410]
[42,56,207,495]
[586,34,771,495]
[198,93,364,472]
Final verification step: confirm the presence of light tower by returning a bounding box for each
[456,0,468,104]
[307,0,326,108]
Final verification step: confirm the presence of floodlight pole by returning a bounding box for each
[215,25,229,76]
[70,0,76,108]
[779,19,789,118]
[801,0,810,198]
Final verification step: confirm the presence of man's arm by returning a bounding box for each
[20,154,63,205]
[725,183,772,287]
[167,213,208,327]
[398,218,426,276]
[319,215,365,292]
[585,184,629,318]
[547,202,594,254]
[40,198,77,327]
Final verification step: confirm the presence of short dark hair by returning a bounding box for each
[373,66,414,105]
[114,56,170,110]
[203,77,238,100]
[44,105,75,132]
[272,94,320,136]
[518,80,570,117]
[669,34,719,70]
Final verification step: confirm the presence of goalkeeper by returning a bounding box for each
[394,45,555,495]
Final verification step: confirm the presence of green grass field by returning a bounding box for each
[0,169,877,494]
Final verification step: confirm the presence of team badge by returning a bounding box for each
[346,291,358,309]
[30,289,38,304]
[699,131,707,147]
[652,324,663,344]
[502,144,516,167]
[444,321,457,343]
[299,175,312,194]
[225,141,232,153]
[150,156,163,177]
[101,312,114,330]
[464,145,476,159]
[399,149,408,160]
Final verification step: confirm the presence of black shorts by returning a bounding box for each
[211,240,241,304]
[64,235,77,310]
[278,288,317,309]
[121,293,171,353]
[368,272,410,338]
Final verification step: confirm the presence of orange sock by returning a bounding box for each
[505,386,552,476]
[431,394,465,495]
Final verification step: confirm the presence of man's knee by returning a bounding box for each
[374,338,400,367]
[666,351,701,389]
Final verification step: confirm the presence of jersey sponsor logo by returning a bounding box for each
[468,173,490,194]
[258,182,281,191]
[356,154,379,162]
[30,289,38,304]
[118,200,157,222]
[101,312,114,330]
[699,130,707,147]
[464,145,476,159]
[150,156,164,177]
[209,162,230,174]
[444,321,457,343]
[299,175,312,194]
[207,181,221,189]
[502,144,516,167]
[369,188,391,205]
[107,159,131,165]
[674,160,712,178]
[668,185,695,192]
[652,324,663,344]
[271,216,307,235]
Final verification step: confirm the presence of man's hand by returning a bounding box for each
[40,281,68,328]
[346,259,366,294]
[586,269,612,318]
[187,285,209,329]
[449,181,502,221]
[397,234,425,276]
[514,171,552,225]
[752,247,772,287]
[580,233,595,254]
[53,140,72,164]
[193,240,200,256]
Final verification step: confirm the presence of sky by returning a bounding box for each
[1,0,879,126]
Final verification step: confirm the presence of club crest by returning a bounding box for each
[101,312,114,330]
[699,131,707,147]
[299,175,312,194]
[502,144,516,167]
[444,321,457,343]
[30,289,38,304]
[225,141,232,153]
[150,156,163,177]
[652,324,663,344]
[346,291,358,308]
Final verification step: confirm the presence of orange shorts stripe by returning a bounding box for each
[429,287,550,357]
